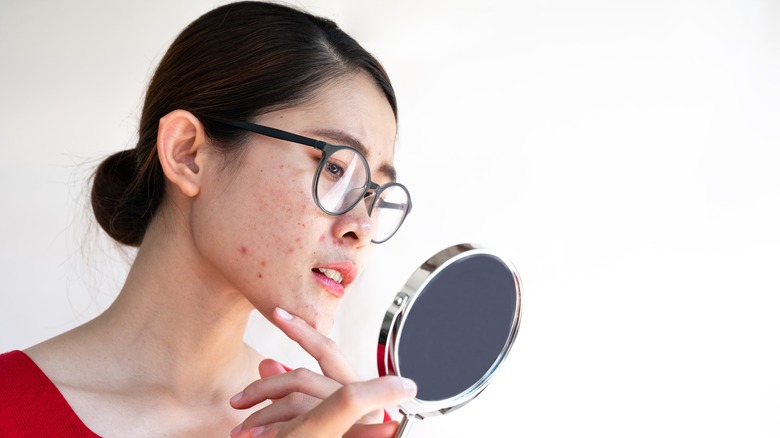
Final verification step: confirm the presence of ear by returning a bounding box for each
[157,109,206,197]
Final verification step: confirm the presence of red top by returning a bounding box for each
[0,350,101,437]
[0,350,391,435]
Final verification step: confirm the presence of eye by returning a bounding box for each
[323,159,346,180]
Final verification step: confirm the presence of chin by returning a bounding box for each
[297,301,338,335]
[308,314,335,335]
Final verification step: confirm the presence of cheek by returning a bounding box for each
[192,162,325,288]
[247,180,323,260]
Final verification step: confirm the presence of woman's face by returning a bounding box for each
[190,72,397,333]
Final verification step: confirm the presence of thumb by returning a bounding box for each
[258,358,288,379]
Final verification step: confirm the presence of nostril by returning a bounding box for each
[342,231,359,241]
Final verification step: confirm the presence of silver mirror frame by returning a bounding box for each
[377,243,523,433]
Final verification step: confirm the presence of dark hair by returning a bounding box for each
[91,1,397,246]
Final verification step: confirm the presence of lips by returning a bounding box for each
[312,261,357,298]
[315,268,344,284]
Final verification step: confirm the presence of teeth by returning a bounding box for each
[317,268,344,284]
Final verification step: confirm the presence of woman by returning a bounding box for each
[0,1,416,437]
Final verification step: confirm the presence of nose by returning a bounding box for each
[331,195,375,247]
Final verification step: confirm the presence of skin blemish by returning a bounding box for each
[319,234,326,243]
[257,273,263,279]
[239,245,249,255]
[305,305,323,332]
[332,238,344,246]
[260,260,267,267]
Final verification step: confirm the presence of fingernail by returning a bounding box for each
[230,391,243,404]
[400,377,417,397]
[230,423,243,437]
[275,307,293,321]
[250,426,265,437]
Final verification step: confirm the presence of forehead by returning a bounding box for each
[259,73,398,180]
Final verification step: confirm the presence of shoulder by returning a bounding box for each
[0,350,100,437]
[0,350,42,394]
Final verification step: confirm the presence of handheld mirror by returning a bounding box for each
[377,243,523,437]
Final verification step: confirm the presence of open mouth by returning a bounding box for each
[314,267,344,284]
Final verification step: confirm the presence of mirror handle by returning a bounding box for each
[395,411,416,438]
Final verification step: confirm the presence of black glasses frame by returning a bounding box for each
[210,118,412,243]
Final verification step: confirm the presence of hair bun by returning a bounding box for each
[90,149,147,247]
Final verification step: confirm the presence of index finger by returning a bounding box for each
[272,307,359,384]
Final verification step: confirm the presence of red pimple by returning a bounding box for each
[319,234,326,243]
[239,245,249,255]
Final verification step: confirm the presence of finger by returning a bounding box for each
[231,367,341,409]
[283,376,416,438]
[258,358,287,379]
[273,307,358,384]
[258,358,289,403]
[230,359,285,409]
[237,391,321,431]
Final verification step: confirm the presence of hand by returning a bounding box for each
[230,307,417,437]
[232,374,416,437]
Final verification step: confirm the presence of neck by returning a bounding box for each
[81,211,259,400]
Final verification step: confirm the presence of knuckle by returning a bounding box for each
[335,383,363,412]
[287,391,314,409]
[318,337,339,357]
[288,367,314,383]
[316,337,341,360]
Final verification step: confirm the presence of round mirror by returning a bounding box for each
[377,243,523,437]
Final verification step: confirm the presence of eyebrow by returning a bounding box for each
[307,128,397,182]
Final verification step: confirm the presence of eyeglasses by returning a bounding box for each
[211,118,412,243]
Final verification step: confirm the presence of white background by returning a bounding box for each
[1,0,779,436]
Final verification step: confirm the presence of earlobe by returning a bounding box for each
[157,110,205,197]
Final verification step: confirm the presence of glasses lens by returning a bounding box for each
[316,147,369,214]
[371,184,411,243]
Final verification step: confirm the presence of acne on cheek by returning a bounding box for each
[237,244,266,279]
[257,260,267,280]
[332,238,344,246]
[316,234,342,246]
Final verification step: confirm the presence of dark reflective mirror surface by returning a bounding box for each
[377,243,522,438]
[397,253,518,401]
